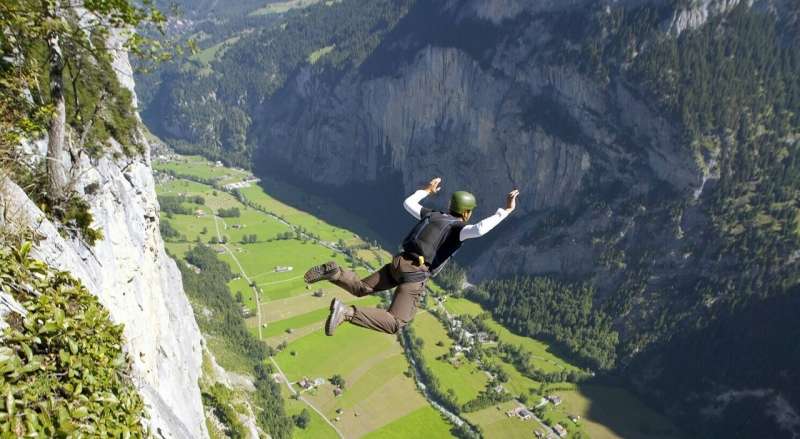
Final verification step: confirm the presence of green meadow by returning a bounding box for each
[361,406,455,439]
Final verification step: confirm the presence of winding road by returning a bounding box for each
[212,215,263,339]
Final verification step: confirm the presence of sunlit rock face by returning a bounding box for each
[0,36,208,438]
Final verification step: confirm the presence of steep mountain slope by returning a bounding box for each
[140,0,800,437]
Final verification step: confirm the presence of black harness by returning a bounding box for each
[399,211,464,282]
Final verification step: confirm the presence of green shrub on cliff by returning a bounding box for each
[0,243,146,436]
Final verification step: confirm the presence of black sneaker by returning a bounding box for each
[325,298,348,336]
[304,261,340,284]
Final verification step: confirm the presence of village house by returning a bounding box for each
[505,406,533,420]
[333,386,343,397]
[493,384,506,393]
[453,344,471,353]
[312,290,324,297]
[552,423,568,438]
[477,331,491,343]
[275,266,294,273]
[547,395,563,406]
[296,377,325,391]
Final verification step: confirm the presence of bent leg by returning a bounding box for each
[332,263,397,297]
[349,279,425,334]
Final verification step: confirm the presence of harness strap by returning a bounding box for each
[398,270,430,284]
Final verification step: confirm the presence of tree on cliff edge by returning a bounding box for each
[1,0,168,201]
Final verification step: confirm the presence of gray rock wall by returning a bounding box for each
[0,140,207,438]
[0,31,207,438]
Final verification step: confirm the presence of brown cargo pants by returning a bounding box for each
[332,254,428,334]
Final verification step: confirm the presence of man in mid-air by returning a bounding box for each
[304,177,519,336]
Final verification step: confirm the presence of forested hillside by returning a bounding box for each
[140,0,414,166]
[139,0,800,437]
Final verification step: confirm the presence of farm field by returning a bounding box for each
[249,0,323,16]
[557,386,681,439]
[283,387,340,439]
[361,406,455,439]
[154,154,250,184]
[463,400,541,439]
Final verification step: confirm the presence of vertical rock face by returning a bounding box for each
[0,36,208,438]
[1,142,207,438]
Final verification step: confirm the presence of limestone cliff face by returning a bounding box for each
[1,143,207,438]
[0,42,207,439]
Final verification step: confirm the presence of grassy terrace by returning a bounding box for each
[248,0,324,16]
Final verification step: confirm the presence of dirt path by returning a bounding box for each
[214,215,264,339]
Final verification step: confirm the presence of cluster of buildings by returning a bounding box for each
[505,394,579,438]
[222,177,260,191]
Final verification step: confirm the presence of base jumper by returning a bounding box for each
[304,177,519,336]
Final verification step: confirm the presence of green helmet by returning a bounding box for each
[450,191,477,215]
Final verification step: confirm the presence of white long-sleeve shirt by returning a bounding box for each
[403,189,510,241]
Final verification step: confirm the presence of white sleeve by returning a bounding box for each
[403,190,429,220]
[459,208,510,241]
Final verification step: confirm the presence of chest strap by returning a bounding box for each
[398,270,430,284]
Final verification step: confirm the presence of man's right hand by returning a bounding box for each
[424,177,442,194]
[505,189,520,212]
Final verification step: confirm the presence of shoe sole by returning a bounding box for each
[325,298,341,336]
[304,262,339,284]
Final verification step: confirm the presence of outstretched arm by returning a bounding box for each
[403,177,442,220]
[460,189,519,241]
